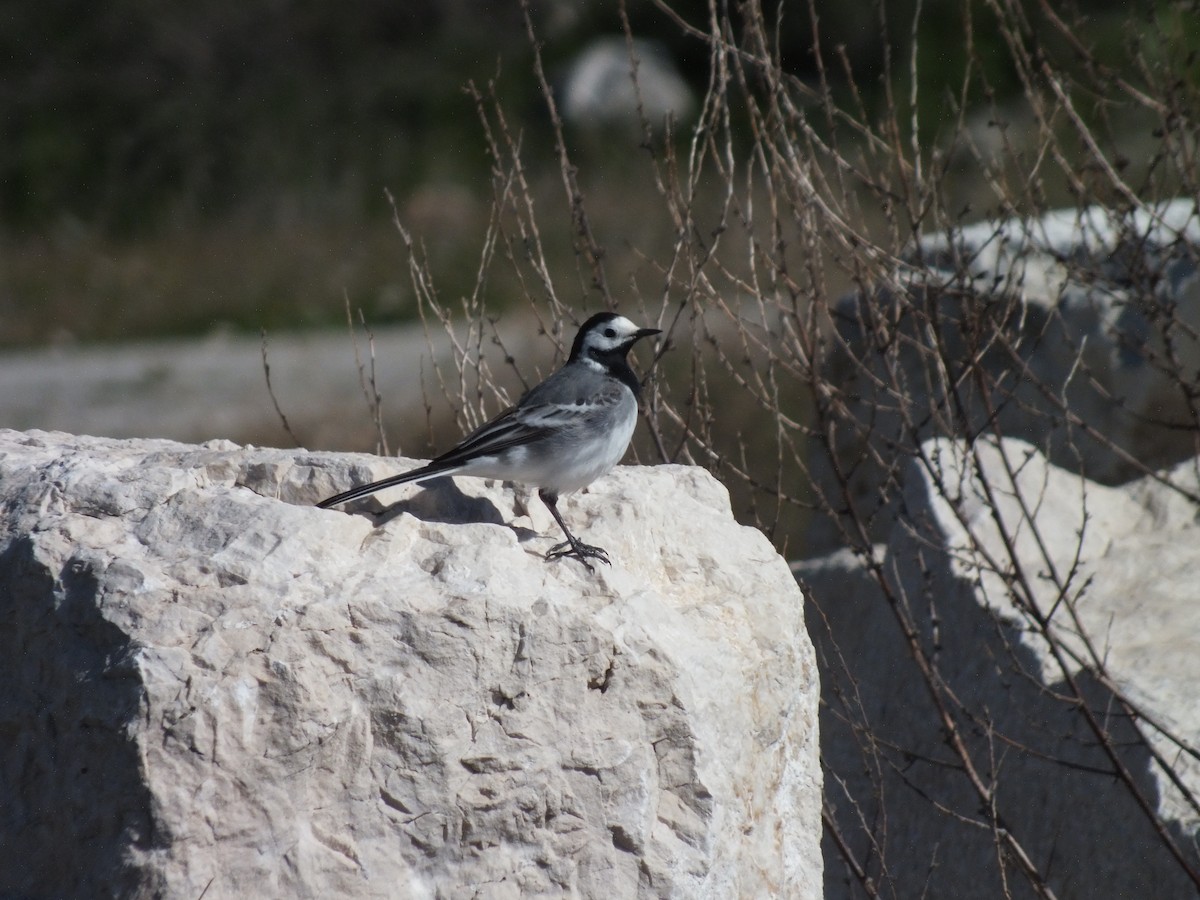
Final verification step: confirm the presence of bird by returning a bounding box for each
[317,312,662,571]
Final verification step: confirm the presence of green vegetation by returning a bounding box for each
[0,0,1185,346]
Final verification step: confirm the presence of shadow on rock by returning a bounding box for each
[357,477,509,528]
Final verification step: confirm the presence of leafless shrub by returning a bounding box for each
[342,292,391,456]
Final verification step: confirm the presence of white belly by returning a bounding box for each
[546,400,638,493]
[460,395,639,495]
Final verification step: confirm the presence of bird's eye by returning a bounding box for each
[603,328,616,338]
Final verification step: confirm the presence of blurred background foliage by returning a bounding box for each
[1,0,1192,346]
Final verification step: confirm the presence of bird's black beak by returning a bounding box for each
[634,327,662,342]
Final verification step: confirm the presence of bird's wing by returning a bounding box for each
[512,376,628,429]
[432,371,628,464]
[427,405,550,467]
[318,370,631,508]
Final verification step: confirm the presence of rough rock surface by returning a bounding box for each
[0,429,820,899]
[800,436,1200,899]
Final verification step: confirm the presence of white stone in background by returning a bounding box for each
[918,197,1200,269]
[0,429,821,899]
[918,437,1200,834]
[818,199,1200,553]
[561,37,694,127]
[914,199,1200,480]
[800,436,1200,898]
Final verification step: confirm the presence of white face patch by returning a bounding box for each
[581,315,640,354]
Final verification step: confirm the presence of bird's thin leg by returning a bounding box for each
[539,489,611,572]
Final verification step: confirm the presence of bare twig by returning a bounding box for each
[260,328,302,448]
[343,292,390,456]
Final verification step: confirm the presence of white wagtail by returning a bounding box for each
[317,312,661,571]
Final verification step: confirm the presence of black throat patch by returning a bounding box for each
[588,346,642,396]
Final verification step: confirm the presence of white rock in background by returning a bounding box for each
[800,436,1200,898]
[818,199,1200,552]
[0,429,820,899]
[919,197,1200,267]
[918,200,1200,472]
[561,37,694,127]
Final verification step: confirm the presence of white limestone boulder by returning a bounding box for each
[799,436,1200,898]
[816,199,1200,552]
[0,429,820,899]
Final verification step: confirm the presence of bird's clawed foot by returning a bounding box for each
[539,489,612,573]
[545,539,611,573]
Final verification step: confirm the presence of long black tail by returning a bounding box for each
[316,461,460,509]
